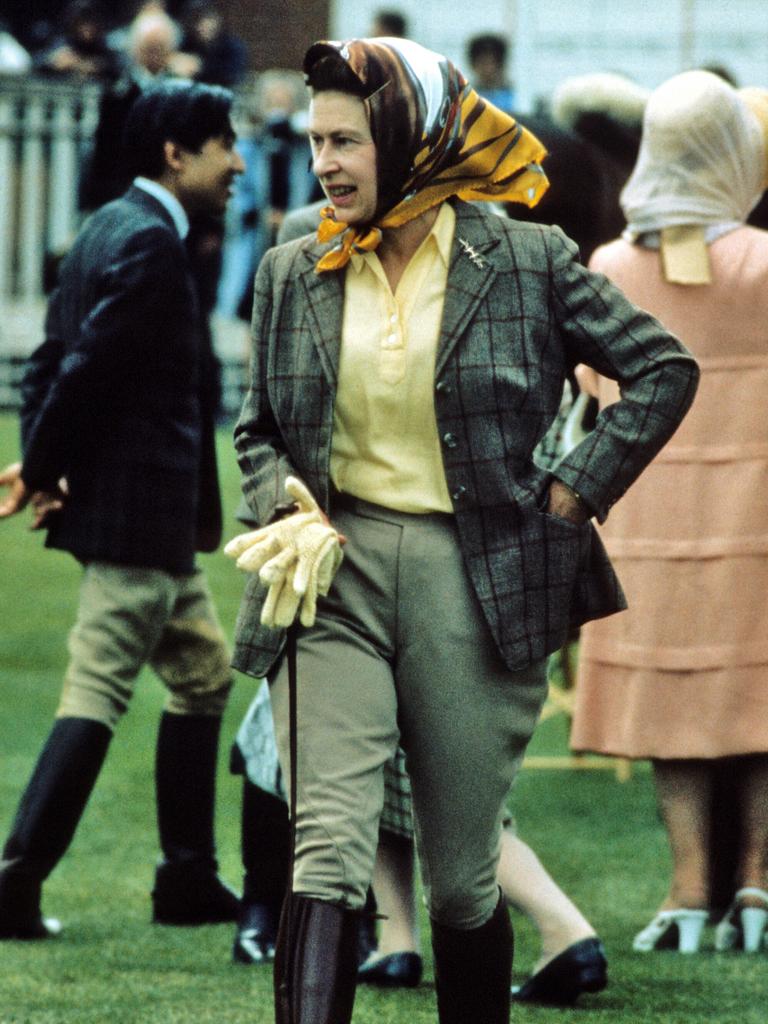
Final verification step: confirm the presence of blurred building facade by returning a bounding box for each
[331,0,768,112]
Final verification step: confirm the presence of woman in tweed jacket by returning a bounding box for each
[227,37,699,1024]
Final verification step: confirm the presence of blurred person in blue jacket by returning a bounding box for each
[216,69,321,321]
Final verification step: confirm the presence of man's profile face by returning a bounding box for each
[176,127,245,216]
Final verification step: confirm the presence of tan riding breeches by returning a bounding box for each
[269,497,547,930]
[57,562,232,730]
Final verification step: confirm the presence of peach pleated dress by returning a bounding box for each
[570,227,768,759]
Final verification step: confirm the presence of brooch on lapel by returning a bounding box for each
[458,237,486,269]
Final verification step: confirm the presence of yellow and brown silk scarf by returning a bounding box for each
[303,37,549,272]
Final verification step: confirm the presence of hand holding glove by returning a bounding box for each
[224,477,343,629]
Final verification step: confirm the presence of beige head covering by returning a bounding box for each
[740,86,768,188]
[621,70,765,284]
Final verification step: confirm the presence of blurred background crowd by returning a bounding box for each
[2,1,765,348]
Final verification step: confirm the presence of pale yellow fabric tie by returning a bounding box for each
[660,225,711,285]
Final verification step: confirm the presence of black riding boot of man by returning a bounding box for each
[0,716,112,939]
[431,893,514,1024]
[274,895,361,1024]
[152,711,239,925]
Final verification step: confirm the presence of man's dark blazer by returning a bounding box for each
[231,200,699,676]
[20,186,222,574]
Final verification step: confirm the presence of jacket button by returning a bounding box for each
[435,380,452,394]
[443,432,458,448]
[452,485,467,501]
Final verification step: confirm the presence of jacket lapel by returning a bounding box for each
[294,202,502,386]
[124,185,179,236]
[298,245,345,387]
[436,202,501,378]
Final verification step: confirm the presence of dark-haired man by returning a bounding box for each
[0,80,244,940]
[370,9,408,38]
[467,32,515,114]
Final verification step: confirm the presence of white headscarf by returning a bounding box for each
[621,70,765,282]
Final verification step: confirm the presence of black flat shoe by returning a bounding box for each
[152,863,240,925]
[232,901,280,964]
[0,879,62,940]
[0,914,62,940]
[511,937,607,1005]
[358,951,423,988]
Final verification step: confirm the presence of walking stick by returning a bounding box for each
[275,621,299,1019]
[286,621,299,894]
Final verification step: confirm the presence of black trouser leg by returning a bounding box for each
[241,779,290,907]
[708,763,741,916]
[274,895,361,1024]
[0,717,111,939]
[152,711,239,924]
[233,780,290,962]
[431,894,513,1024]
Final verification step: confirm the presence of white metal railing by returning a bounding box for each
[0,76,262,414]
[0,75,101,302]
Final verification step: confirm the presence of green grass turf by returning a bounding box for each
[0,412,764,1022]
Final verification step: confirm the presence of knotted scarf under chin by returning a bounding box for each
[316,215,383,271]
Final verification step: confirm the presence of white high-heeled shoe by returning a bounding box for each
[714,887,768,953]
[632,909,708,953]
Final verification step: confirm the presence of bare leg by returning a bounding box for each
[736,754,768,893]
[652,759,713,910]
[497,829,595,971]
[372,829,420,954]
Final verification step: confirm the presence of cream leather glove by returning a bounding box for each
[224,477,343,629]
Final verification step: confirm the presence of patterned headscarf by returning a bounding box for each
[303,37,549,272]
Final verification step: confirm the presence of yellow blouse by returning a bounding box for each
[330,203,455,513]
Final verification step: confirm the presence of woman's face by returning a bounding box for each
[309,90,378,225]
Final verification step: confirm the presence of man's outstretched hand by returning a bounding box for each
[0,462,67,528]
[0,462,28,518]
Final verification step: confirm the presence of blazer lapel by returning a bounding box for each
[298,246,345,387]
[436,202,501,378]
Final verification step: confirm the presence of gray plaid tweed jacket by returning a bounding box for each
[232,201,699,677]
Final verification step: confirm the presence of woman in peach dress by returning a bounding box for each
[571,71,768,954]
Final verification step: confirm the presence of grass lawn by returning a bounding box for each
[0,411,763,1023]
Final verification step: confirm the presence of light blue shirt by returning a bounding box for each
[133,177,189,240]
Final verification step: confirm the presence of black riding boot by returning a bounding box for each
[0,717,112,939]
[232,779,290,962]
[274,895,361,1024]
[431,894,513,1024]
[152,711,239,924]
